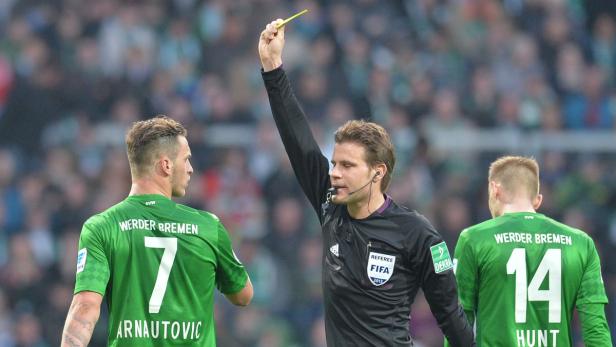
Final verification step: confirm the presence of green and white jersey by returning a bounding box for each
[74,194,248,346]
[454,212,608,347]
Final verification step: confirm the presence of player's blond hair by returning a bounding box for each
[126,115,187,178]
[488,156,540,200]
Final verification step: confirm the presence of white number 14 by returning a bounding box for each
[506,248,561,323]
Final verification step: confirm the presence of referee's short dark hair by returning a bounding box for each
[126,115,187,178]
[334,120,395,191]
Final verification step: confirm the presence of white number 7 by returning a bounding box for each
[145,237,178,314]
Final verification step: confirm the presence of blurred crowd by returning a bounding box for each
[0,0,615,346]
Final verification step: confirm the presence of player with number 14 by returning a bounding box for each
[447,156,611,346]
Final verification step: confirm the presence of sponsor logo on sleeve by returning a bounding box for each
[76,248,87,274]
[367,252,395,286]
[329,243,339,257]
[430,242,453,273]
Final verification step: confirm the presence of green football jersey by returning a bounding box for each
[74,194,248,346]
[454,212,609,347]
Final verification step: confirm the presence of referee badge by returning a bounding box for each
[367,252,396,286]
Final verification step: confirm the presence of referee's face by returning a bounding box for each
[330,141,375,205]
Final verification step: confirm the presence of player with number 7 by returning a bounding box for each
[61,116,253,347]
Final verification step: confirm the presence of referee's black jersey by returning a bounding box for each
[262,67,474,347]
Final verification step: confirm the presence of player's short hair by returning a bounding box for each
[125,115,187,177]
[334,120,395,191]
[488,156,540,200]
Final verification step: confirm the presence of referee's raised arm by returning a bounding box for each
[258,19,331,216]
[258,17,474,347]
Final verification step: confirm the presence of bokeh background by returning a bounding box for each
[0,0,615,346]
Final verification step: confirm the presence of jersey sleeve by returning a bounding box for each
[74,216,111,296]
[215,221,248,294]
[453,229,478,313]
[577,303,613,346]
[262,67,331,220]
[576,238,608,305]
[416,222,475,346]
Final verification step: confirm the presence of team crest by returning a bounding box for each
[367,252,396,286]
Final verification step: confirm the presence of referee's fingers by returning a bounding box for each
[276,19,285,40]
[264,20,284,40]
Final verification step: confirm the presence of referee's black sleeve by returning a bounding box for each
[261,67,331,218]
[417,223,475,346]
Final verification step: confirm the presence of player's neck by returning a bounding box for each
[500,202,536,215]
[129,178,172,198]
[347,192,386,219]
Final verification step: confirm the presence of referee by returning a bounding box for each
[258,19,475,346]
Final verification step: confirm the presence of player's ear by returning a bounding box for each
[488,180,497,195]
[532,193,543,210]
[159,157,173,176]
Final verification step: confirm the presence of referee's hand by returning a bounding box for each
[258,19,285,72]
